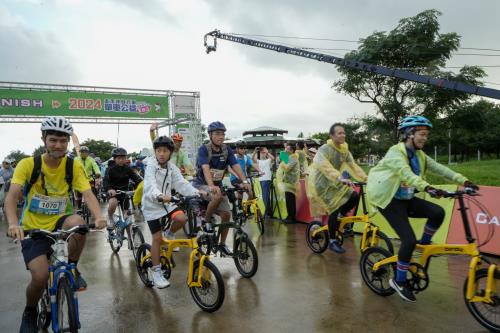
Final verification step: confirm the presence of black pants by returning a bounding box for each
[379,197,445,262]
[285,192,296,221]
[328,191,359,238]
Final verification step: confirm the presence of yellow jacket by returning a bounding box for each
[306,140,367,215]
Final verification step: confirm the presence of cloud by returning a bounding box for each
[104,0,177,24]
[0,7,81,83]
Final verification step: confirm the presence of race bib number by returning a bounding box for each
[210,169,225,182]
[29,194,67,215]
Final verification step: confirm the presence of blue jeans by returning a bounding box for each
[260,180,271,216]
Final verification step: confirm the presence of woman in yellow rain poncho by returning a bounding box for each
[277,142,300,224]
[306,123,367,253]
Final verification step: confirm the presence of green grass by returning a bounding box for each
[361,159,500,186]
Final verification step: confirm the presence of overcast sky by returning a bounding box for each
[1,0,500,159]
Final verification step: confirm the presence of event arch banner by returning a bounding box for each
[0,88,169,118]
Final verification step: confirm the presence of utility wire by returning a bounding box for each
[230,32,500,53]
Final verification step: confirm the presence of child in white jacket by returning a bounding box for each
[142,136,203,289]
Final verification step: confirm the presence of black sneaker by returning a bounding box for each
[389,279,416,302]
[20,308,38,333]
[74,268,88,291]
[284,219,297,225]
[219,244,233,257]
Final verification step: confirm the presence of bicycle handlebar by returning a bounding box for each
[19,224,95,242]
[427,187,479,198]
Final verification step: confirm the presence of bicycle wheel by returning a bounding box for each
[56,276,78,333]
[233,236,259,278]
[359,246,396,296]
[136,244,153,287]
[364,229,394,254]
[189,259,225,312]
[131,226,145,259]
[108,228,122,254]
[306,221,329,253]
[37,288,51,330]
[464,268,500,332]
[255,207,264,235]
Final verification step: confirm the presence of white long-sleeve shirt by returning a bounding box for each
[141,156,199,221]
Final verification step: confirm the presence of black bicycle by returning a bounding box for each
[196,188,259,278]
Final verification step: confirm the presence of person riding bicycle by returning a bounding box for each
[4,116,106,333]
[142,136,206,289]
[193,121,251,256]
[229,141,263,199]
[367,115,479,303]
[74,145,101,208]
[103,147,143,231]
[150,124,195,178]
[306,123,368,252]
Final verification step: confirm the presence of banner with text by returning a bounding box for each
[446,185,500,255]
[0,88,169,118]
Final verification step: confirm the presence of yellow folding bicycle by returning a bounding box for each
[360,188,500,332]
[135,196,225,312]
[306,182,394,254]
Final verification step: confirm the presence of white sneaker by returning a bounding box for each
[165,231,180,252]
[152,268,170,289]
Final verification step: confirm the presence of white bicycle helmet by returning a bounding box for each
[41,116,73,136]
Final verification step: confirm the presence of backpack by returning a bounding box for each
[23,155,74,196]
[205,143,229,167]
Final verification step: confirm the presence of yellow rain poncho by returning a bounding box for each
[306,140,367,216]
[277,153,300,195]
[297,150,309,177]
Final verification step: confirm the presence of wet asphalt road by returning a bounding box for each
[0,209,493,333]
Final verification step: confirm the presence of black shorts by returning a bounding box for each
[21,215,70,267]
[147,209,184,234]
[115,193,131,211]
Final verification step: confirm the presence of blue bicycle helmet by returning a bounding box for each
[398,115,433,131]
[207,121,227,133]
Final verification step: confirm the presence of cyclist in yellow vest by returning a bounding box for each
[150,124,194,178]
[74,145,101,207]
[367,115,478,302]
[5,116,106,332]
[171,133,195,177]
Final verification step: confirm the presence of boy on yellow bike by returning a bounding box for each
[367,115,478,302]
[142,136,205,289]
[307,123,367,253]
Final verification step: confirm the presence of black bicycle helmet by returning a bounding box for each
[153,136,175,151]
[80,146,90,153]
[111,147,128,157]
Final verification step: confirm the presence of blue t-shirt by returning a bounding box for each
[230,154,252,182]
[195,144,238,186]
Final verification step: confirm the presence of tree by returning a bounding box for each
[311,132,329,144]
[298,132,304,138]
[334,9,485,143]
[6,150,29,162]
[32,145,46,156]
[79,139,116,161]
